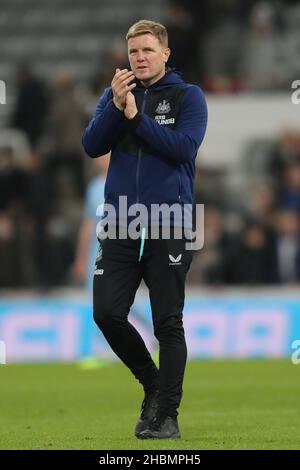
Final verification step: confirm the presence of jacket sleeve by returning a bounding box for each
[130,85,208,165]
[82,87,126,158]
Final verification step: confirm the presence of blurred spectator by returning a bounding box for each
[279,162,300,213]
[187,206,231,284]
[20,152,51,287]
[0,212,19,287]
[224,221,273,285]
[46,71,87,200]
[0,148,24,286]
[251,1,276,35]
[0,147,23,211]
[90,42,128,95]
[269,129,300,189]
[246,186,275,230]
[168,0,214,83]
[165,4,199,83]
[270,210,300,283]
[73,154,110,292]
[10,64,48,150]
[21,152,50,221]
[41,210,74,287]
[241,0,285,90]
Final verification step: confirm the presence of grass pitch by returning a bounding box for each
[0,359,299,450]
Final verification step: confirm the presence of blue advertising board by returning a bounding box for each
[0,293,300,362]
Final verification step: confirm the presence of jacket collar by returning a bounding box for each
[134,67,183,90]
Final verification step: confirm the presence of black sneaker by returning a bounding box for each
[135,390,159,438]
[138,412,181,440]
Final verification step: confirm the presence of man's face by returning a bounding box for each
[128,34,170,86]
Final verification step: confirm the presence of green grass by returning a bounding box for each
[0,360,299,450]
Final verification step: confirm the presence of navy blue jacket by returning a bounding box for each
[82,68,208,225]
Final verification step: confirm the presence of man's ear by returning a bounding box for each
[163,48,171,63]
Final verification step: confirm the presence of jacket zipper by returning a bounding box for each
[178,170,182,202]
[136,88,148,203]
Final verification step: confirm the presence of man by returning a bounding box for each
[82,19,207,439]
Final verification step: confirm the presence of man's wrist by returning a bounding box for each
[126,111,138,120]
[112,98,124,112]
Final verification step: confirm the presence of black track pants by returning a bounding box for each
[93,229,193,417]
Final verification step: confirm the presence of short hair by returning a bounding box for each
[126,20,168,48]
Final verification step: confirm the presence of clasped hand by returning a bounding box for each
[111,68,138,119]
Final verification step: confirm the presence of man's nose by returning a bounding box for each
[137,53,146,61]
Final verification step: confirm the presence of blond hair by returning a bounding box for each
[126,20,168,48]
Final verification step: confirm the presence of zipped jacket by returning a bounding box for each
[82,68,208,227]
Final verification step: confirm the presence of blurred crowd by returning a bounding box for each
[0,65,89,289]
[188,129,300,285]
[0,0,300,290]
[166,0,299,91]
